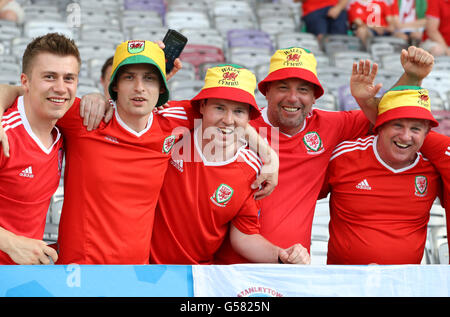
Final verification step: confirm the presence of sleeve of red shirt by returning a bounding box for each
[231,196,261,235]
[336,110,372,142]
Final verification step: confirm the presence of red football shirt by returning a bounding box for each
[150,129,261,264]
[0,97,63,264]
[56,99,191,264]
[324,135,441,264]
[247,108,371,253]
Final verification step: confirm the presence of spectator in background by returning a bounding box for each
[421,0,450,56]
[294,0,349,41]
[0,0,24,24]
[100,56,113,100]
[390,0,427,46]
[347,0,398,47]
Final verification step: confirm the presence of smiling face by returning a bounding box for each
[21,52,79,123]
[376,118,430,169]
[199,98,250,153]
[265,78,316,135]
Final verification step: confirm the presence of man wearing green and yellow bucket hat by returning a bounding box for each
[247,45,438,263]
[321,86,443,264]
[150,64,310,265]
[52,40,193,264]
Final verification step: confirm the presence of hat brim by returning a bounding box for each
[191,86,261,120]
[258,68,324,99]
[108,55,169,107]
[374,106,439,130]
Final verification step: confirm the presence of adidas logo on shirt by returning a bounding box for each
[356,179,371,190]
[19,166,34,178]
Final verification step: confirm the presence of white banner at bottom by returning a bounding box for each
[192,264,450,297]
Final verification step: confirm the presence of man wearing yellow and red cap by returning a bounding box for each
[53,40,193,264]
[150,64,310,265]
[321,86,443,264]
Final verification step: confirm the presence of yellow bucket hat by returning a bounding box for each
[108,40,169,106]
[374,86,439,130]
[191,64,261,120]
[258,47,324,98]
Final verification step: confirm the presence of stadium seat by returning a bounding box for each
[0,20,21,41]
[276,32,320,52]
[337,84,359,111]
[255,63,269,82]
[166,11,210,30]
[331,51,372,69]
[438,242,449,264]
[368,42,395,63]
[124,0,166,17]
[370,36,408,52]
[179,44,225,77]
[198,61,224,80]
[322,34,363,54]
[169,79,204,100]
[77,41,116,64]
[314,93,337,111]
[10,37,32,59]
[227,29,274,55]
[77,84,101,98]
[122,10,163,30]
[317,67,352,91]
[310,240,328,265]
[254,90,267,108]
[214,16,257,37]
[129,26,167,42]
[182,29,224,52]
[167,0,209,13]
[211,1,255,19]
[376,69,400,90]
[0,73,20,86]
[380,53,404,72]
[260,16,296,40]
[79,25,124,45]
[24,20,73,39]
[229,50,271,71]
[422,70,450,101]
[0,61,20,76]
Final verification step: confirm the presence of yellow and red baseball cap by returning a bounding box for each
[374,86,439,130]
[108,40,169,106]
[191,64,261,120]
[258,47,324,98]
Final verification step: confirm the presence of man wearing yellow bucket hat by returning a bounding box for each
[150,64,310,265]
[46,40,198,264]
[321,86,443,264]
[244,45,439,264]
